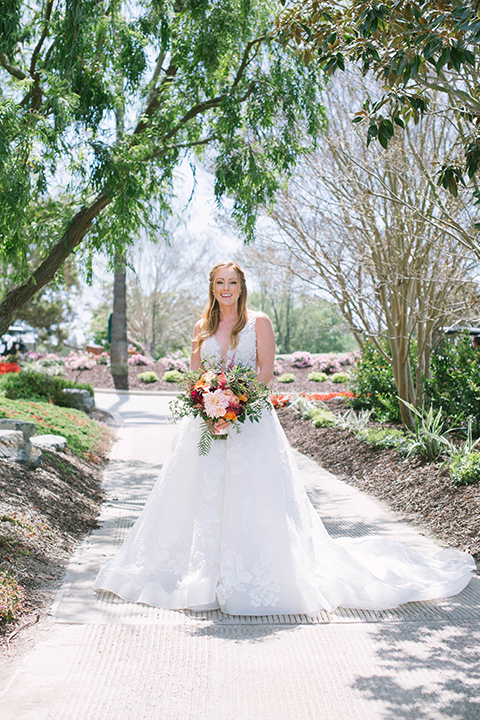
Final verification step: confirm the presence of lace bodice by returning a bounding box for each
[201,311,257,369]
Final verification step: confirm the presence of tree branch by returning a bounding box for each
[30,0,54,76]
[0,53,27,80]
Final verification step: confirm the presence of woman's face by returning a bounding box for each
[212,266,241,309]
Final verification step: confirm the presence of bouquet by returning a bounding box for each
[170,362,271,456]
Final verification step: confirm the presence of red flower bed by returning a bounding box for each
[307,391,355,402]
[0,361,21,374]
[270,394,292,408]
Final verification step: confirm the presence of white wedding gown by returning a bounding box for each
[94,312,475,614]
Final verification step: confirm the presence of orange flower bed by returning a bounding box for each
[307,391,355,402]
[0,361,21,374]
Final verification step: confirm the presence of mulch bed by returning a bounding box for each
[277,407,480,568]
[0,449,106,640]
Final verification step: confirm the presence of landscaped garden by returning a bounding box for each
[1,332,480,638]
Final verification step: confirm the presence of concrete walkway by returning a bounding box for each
[2,391,480,720]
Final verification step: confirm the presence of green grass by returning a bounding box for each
[0,397,108,457]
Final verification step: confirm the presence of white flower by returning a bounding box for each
[203,389,230,418]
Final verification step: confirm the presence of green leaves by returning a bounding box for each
[0,0,326,307]
[0,0,21,55]
[277,1,480,188]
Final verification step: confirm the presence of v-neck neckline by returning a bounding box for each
[212,333,230,365]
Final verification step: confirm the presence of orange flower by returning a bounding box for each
[224,411,237,421]
[238,393,247,402]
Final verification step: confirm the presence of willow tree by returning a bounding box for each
[266,76,479,427]
[0,0,325,336]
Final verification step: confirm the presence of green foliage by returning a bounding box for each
[400,401,454,462]
[308,371,327,382]
[336,409,372,433]
[0,397,106,456]
[137,370,159,384]
[249,293,357,354]
[331,371,350,384]
[279,1,480,190]
[162,370,182,383]
[277,372,296,383]
[2,370,94,406]
[0,0,326,330]
[310,408,336,428]
[23,357,65,376]
[357,427,407,451]
[350,341,402,421]
[449,451,480,486]
[0,568,24,624]
[425,333,480,432]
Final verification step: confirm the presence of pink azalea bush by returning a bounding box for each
[128,353,152,366]
[159,350,189,373]
[64,351,96,372]
[313,355,343,374]
[291,351,314,368]
[273,359,283,376]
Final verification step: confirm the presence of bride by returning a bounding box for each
[94,261,475,614]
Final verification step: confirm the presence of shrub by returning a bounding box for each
[2,370,94,407]
[357,427,407,450]
[0,569,25,623]
[401,402,454,462]
[64,351,96,372]
[128,353,152,366]
[310,408,336,427]
[159,351,189,373]
[96,352,110,365]
[449,451,480,486]
[350,341,402,422]
[162,370,183,383]
[137,371,158,384]
[314,355,342,374]
[291,351,314,368]
[273,359,283,376]
[277,373,296,383]
[0,361,21,375]
[336,409,372,432]
[425,332,480,433]
[308,371,328,382]
[331,371,350,384]
[23,353,65,376]
[0,398,107,456]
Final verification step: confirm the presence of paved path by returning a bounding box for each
[2,391,480,720]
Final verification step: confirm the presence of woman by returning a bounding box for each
[94,261,475,614]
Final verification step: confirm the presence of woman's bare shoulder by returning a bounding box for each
[251,311,273,328]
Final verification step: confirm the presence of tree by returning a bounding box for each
[242,243,355,353]
[265,75,479,426]
[0,0,325,336]
[278,0,480,201]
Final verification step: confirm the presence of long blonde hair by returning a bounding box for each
[196,262,248,353]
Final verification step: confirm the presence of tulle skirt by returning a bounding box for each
[94,408,475,614]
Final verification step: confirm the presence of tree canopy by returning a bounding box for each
[278,0,480,198]
[0,0,325,335]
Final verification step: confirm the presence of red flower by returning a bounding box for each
[0,361,21,374]
[308,391,355,401]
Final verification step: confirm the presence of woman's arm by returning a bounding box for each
[190,320,203,371]
[255,312,276,385]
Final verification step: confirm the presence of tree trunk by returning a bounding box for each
[110,253,129,390]
[0,192,110,337]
